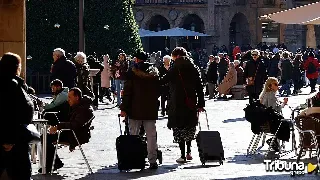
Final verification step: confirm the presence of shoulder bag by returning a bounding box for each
[178,69,197,110]
[247,62,260,86]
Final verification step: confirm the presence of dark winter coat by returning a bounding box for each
[52,56,77,88]
[57,96,94,149]
[268,56,280,77]
[292,59,303,81]
[207,61,218,84]
[88,60,104,84]
[218,58,228,75]
[244,58,267,94]
[111,59,129,80]
[158,64,171,95]
[0,76,34,144]
[160,57,205,129]
[235,65,245,85]
[76,63,93,96]
[280,59,293,81]
[120,64,160,121]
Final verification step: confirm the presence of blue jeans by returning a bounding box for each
[279,80,291,95]
[115,80,124,105]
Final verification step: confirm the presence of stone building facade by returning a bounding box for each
[134,0,320,53]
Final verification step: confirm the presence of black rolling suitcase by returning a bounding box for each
[196,111,225,166]
[116,115,146,171]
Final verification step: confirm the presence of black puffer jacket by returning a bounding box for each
[0,76,34,144]
[161,57,205,129]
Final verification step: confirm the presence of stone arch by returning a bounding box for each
[143,15,171,53]
[229,12,251,47]
[175,11,207,32]
[147,15,170,32]
[180,14,205,33]
[141,12,172,30]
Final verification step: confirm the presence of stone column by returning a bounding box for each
[205,0,215,53]
[306,24,316,49]
[0,0,26,79]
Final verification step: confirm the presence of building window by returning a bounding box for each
[262,21,280,44]
[263,0,275,6]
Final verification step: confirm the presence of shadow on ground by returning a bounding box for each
[227,154,265,165]
[223,118,246,123]
[214,173,319,180]
[77,163,181,180]
[32,174,69,180]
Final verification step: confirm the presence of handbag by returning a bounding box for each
[178,69,197,110]
[247,62,260,86]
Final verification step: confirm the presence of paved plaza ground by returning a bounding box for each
[31,87,320,180]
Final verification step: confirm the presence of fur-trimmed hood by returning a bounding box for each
[132,65,159,79]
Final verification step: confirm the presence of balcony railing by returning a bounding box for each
[135,0,208,5]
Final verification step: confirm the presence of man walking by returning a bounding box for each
[120,51,160,169]
[51,48,77,89]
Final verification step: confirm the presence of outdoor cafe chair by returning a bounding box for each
[294,115,320,163]
[51,116,95,174]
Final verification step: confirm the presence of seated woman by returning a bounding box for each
[217,62,237,99]
[259,77,288,153]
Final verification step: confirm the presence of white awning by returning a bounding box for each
[260,1,320,24]
[144,27,210,37]
[139,29,155,37]
[302,17,320,25]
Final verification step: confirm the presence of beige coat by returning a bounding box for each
[218,63,237,95]
[100,55,111,88]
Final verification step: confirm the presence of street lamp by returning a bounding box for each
[27,55,32,60]
[54,23,60,28]
[191,23,196,31]
[104,25,109,30]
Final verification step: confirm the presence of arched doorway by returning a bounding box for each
[229,13,251,50]
[181,14,205,51]
[148,15,170,53]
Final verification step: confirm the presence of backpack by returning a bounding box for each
[307,62,317,74]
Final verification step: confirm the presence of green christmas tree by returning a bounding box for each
[26,0,78,73]
[85,0,143,59]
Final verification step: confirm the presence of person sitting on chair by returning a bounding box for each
[39,87,94,173]
[42,79,69,125]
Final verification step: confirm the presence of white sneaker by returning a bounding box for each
[176,157,187,163]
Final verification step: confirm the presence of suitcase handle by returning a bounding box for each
[118,114,130,135]
[197,111,209,131]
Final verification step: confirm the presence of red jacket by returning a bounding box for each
[304,57,320,79]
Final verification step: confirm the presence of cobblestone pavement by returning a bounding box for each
[31,87,320,180]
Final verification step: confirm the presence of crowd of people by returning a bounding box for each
[2,42,320,179]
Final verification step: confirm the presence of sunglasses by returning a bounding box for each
[252,54,258,57]
[273,83,279,86]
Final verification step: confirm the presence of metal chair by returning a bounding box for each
[51,116,95,174]
[247,119,291,157]
[294,116,320,163]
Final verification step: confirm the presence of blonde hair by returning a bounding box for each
[259,77,278,100]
